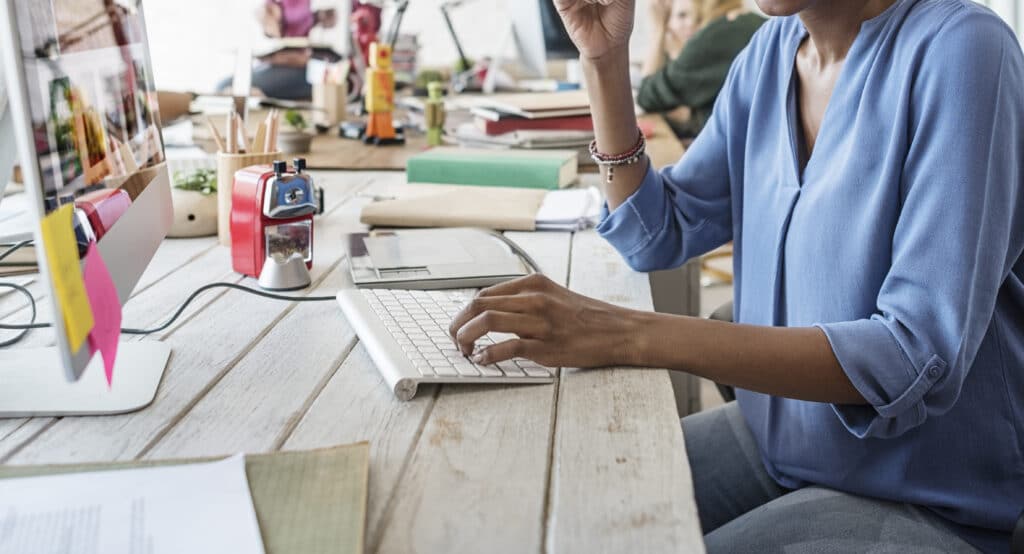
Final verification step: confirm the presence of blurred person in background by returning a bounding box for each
[218,0,340,100]
[639,0,764,138]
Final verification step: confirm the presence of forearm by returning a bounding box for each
[581,49,648,211]
[626,312,867,404]
[641,29,668,77]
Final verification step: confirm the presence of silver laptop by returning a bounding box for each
[347,228,532,290]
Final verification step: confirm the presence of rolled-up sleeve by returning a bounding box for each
[597,33,763,272]
[817,15,1024,439]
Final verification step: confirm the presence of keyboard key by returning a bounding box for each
[497,361,525,377]
[433,364,459,376]
[477,364,503,377]
[520,365,552,378]
[416,365,435,376]
[454,362,479,376]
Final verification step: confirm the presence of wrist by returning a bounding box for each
[614,309,653,367]
[580,45,631,73]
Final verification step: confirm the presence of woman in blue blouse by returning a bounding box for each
[449,0,1024,551]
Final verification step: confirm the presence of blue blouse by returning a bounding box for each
[598,0,1024,550]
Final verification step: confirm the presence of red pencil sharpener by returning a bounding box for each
[230,158,318,290]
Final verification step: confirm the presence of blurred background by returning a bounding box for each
[141,0,1024,94]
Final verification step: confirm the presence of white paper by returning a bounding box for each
[0,455,265,554]
[535,187,602,231]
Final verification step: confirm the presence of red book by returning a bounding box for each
[476,115,594,136]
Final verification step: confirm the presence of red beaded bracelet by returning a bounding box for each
[589,127,647,183]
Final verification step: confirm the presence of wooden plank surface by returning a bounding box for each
[0,174,371,463]
[138,185,377,459]
[0,168,702,552]
[546,231,704,553]
[305,132,428,172]
[372,231,571,554]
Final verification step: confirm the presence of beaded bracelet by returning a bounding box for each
[589,128,647,183]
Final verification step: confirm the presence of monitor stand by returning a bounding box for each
[0,341,170,417]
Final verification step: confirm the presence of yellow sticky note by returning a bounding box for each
[39,204,94,352]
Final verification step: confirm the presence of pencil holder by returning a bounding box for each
[313,83,347,127]
[216,151,282,246]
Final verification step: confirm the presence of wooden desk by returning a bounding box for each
[0,171,703,553]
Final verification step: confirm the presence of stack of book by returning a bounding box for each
[455,91,595,166]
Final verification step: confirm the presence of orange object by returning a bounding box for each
[363,42,404,145]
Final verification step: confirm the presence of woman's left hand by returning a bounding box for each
[448,274,642,368]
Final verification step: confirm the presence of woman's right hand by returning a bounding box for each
[648,0,672,29]
[554,0,636,62]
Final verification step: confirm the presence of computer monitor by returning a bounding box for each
[509,0,580,79]
[0,53,14,202]
[0,0,173,416]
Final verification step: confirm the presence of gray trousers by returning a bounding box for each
[681,402,980,553]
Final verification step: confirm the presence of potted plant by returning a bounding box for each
[277,109,314,153]
[168,168,219,238]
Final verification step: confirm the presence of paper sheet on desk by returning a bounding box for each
[0,455,265,554]
[535,187,602,231]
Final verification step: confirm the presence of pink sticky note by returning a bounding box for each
[83,243,122,386]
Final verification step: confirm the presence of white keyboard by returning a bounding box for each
[337,288,555,400]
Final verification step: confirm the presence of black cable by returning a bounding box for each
[0,281,38,348]
[0,240,32,264]
[0,282,336,339]
[120,283,336,336]
[0,234,540,344]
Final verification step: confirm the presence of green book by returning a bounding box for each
[406,147,578,190]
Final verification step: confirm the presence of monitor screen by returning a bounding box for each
[12,0,164,216]
[0,55,14,202]
[538,0,578,60]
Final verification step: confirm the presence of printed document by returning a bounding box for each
[0,455,265,554]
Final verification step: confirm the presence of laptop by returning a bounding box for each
[347,228,533,290]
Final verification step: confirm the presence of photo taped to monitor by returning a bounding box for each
[13,0,164,257]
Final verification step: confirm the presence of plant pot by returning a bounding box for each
[168,188,218,238]
[276,131,314,154]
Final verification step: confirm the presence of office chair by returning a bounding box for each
[708,302,1024,552]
